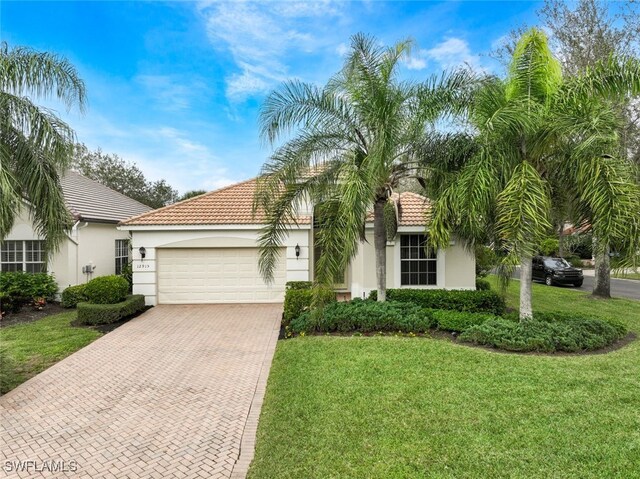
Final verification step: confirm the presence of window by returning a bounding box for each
[1,240,46,273]
[115,239,130,275]
[400,234,437,286]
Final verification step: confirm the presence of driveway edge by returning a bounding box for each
[230,310,281,478]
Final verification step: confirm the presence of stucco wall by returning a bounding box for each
[125,226,311,306]
[4,207,129,291]
[349,228,476,298]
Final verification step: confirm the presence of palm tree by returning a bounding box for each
[428,29,640,320]
[0,42,86,252]
[254,34,472,301]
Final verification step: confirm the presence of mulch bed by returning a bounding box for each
[1,303,152,334]
[0,302,68,328]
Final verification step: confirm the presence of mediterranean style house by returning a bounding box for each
[119,178,475,306]
[2,171,151,290]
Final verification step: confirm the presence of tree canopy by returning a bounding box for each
[72,143,179,209]
[255,33,472,301]
[0,42,86,250]
[429,28,640,319]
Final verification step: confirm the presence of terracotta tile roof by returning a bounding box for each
[395,192,432,226]
[121,177,431,228]
[62,171,152,223]
[121,178,312,226]
[365,192,431,226]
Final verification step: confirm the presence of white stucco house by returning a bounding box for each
[2,171,152,290]
[119,178,475,306]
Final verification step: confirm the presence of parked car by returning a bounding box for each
[532,256,584,287]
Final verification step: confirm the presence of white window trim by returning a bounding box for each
[115,239,130,275]
[1,240,47,273]
[394,234,446,289]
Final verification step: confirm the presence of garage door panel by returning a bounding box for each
[157,248,285,304]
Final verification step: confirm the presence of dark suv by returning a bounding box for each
[532,256,584,287]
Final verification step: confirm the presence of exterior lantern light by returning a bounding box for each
[295,244,300,259]
[139,246,146,260]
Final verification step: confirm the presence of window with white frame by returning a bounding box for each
[115,239,130,275]
[400,234,437,286]
[1,240,46,273]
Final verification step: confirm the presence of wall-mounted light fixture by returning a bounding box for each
[139,246,147,260]
[295,244,300,259]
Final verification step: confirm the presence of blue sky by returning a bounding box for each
[2,1,541,194]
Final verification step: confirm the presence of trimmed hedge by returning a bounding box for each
[83,275,129,304]
[77,295,146,325]
[475,278,491,291]
[368,289,506,316]
[61,284,87,308]
[459,313,627,353]
[283,281,334,326]
[286,281,313,290]
[433,310,497,333]
[290,299,435,334]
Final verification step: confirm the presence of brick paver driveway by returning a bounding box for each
[0,304,282,478]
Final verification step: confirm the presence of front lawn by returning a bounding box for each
[0,312,102,394]
[613,272,640,280]
[248,280,640,478]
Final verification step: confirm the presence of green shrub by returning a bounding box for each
[538,237,559,256]
[0,272,57,313]
[77,294,146,325]
[565,255,583,268]
[61,284,87,308]
[283,288,313,326]
[566,232,593,259]
[289,299,435,334]
[475,278,491,290]
[368,289,506,316]
[433,310,497,333]
[459,313,627,353]
[285,281,313,290]
[283,282,335,326]
[83,275,129,304]
[475,245,498,277]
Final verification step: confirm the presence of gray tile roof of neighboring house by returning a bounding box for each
[61,170,152,223]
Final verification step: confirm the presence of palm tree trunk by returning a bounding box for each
[519,256,533,320]
[373,198,387,302]
[593,239,611,298]
[557,223,565,257]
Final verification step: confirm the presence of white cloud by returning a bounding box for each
[197,1,343,100]
[425,37,484,72]
[404,52,428,70]
[135,74,206,111]
[336,42,349,57]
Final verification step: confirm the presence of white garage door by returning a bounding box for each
[157,248,286,304]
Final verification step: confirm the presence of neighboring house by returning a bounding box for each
[119,178,475,306]
[2,171,152,290]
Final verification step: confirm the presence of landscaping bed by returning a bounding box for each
[248,280,640,479]
[0,302,67,328]
[284,284,629,354]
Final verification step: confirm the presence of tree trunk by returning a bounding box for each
[593,240,611,298]
[373,198,387,302]
[519,256,533,320]
[557,223,565,258]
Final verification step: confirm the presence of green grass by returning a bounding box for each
[613,272,640,280]
[0,312,102,394]
[249,280,640,479]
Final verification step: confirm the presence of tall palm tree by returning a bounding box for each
[0,42,86,251]
[254,34,472,301]
[428,29,640,320]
